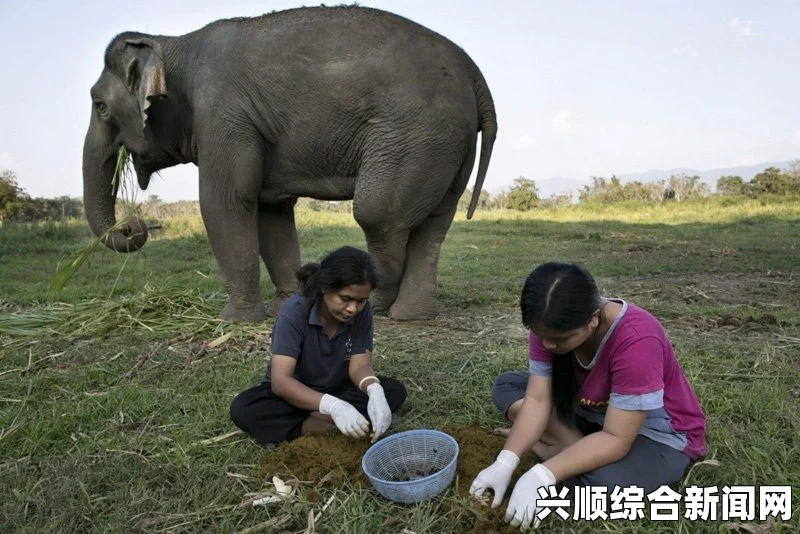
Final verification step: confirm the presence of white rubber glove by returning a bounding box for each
[468,449,520,507]
[366,382,391,440]
[318,394,369,438]
[505,463,556,529]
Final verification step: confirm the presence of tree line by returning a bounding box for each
[1,162,798,223]
[456,162,800,211]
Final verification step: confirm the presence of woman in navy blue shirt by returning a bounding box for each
[230,246,407,445]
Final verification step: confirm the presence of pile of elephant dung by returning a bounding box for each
[258,424,535,532]
[259,433,372,488]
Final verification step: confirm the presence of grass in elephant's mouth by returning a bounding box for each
[112,145,142,211]
[1,199,799,532]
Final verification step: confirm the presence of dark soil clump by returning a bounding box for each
[258,424,534,532]
[258,433,371,487]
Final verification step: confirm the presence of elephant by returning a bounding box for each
[83,5,496,322]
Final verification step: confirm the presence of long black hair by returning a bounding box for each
[520,262,602,424]
[296,246,378,315]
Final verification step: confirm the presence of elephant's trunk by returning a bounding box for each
[82,112,148,252]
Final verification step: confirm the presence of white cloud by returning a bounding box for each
[512,135,535,150]
[672,45,698,56]
[553,109,573,132]
[729,17,756,37]
[794,130,800,147]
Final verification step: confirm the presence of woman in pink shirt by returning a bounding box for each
[469,262,706,529]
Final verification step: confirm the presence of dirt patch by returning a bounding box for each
[601,271,798,309]
[626,243,659,253]
[258,433,372,487]
[716,313,780,329]
[258,424,533,532]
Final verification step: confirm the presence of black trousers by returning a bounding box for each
[230,376,407,445]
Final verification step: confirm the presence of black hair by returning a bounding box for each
[296,246,378,315]
[520,262,602,424]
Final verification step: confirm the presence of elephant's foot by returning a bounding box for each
[220,301,267,322]
[370,289,399,314]
[388,297,438,321]
[266,291,294,317]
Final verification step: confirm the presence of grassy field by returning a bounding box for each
[1,197,798,533]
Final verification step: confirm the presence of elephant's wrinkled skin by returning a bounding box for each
[83,6,496,321]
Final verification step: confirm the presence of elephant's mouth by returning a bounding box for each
[129,152,154,190]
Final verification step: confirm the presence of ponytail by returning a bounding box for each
[551,351,579,424]
[296,262,322,314]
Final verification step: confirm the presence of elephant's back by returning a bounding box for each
[187,6,484,161]
[199,6,480,77]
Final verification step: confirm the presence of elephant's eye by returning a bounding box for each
[94,101,109,117]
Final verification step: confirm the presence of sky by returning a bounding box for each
[1,0,798,201]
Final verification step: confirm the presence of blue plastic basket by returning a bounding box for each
[361,429,459,504]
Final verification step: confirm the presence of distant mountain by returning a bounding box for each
[616,160,793,192]
[500,160,794,199]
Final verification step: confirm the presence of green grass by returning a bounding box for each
[1,197,799,532]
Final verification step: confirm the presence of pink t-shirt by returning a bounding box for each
[528,300,707,459]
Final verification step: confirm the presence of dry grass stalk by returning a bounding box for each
[197,430,243,446]
[104,448,150,463]
[313,493,337,523]
[0,351,65,378]
[118,342,165,382]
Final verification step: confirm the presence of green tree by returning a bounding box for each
[491,188,509,210]
[623,180,662,202]
[787,159,800,189]
[716,175,747,196]
[579,175,621,202]
[578,175,661,203]
[717,176,748,197]
[665,174,709,200]
[0,170,29,223]
[540,192,573,208]
[505,176,540,211]
[751,167,798,195]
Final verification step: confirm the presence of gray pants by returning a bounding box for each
[492,371,690,494]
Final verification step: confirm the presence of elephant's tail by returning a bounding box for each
[467,73,497,219]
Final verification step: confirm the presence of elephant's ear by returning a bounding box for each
[123,38,167,130]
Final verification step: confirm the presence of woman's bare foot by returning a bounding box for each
[491,428,562,460]
[300,412,337,436]
[532,441,562,461]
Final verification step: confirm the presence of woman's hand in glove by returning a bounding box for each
[468,449,520,507]
[366,382,391,441]
[319,394,369,438]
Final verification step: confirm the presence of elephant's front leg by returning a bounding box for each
[198,160,266,322]
[258,201,301,315]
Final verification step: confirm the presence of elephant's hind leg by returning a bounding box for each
[389,144,477,321]
[352,160,422,313]
[389,195,458,321]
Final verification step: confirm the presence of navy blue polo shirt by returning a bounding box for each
[262,293,374,392]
